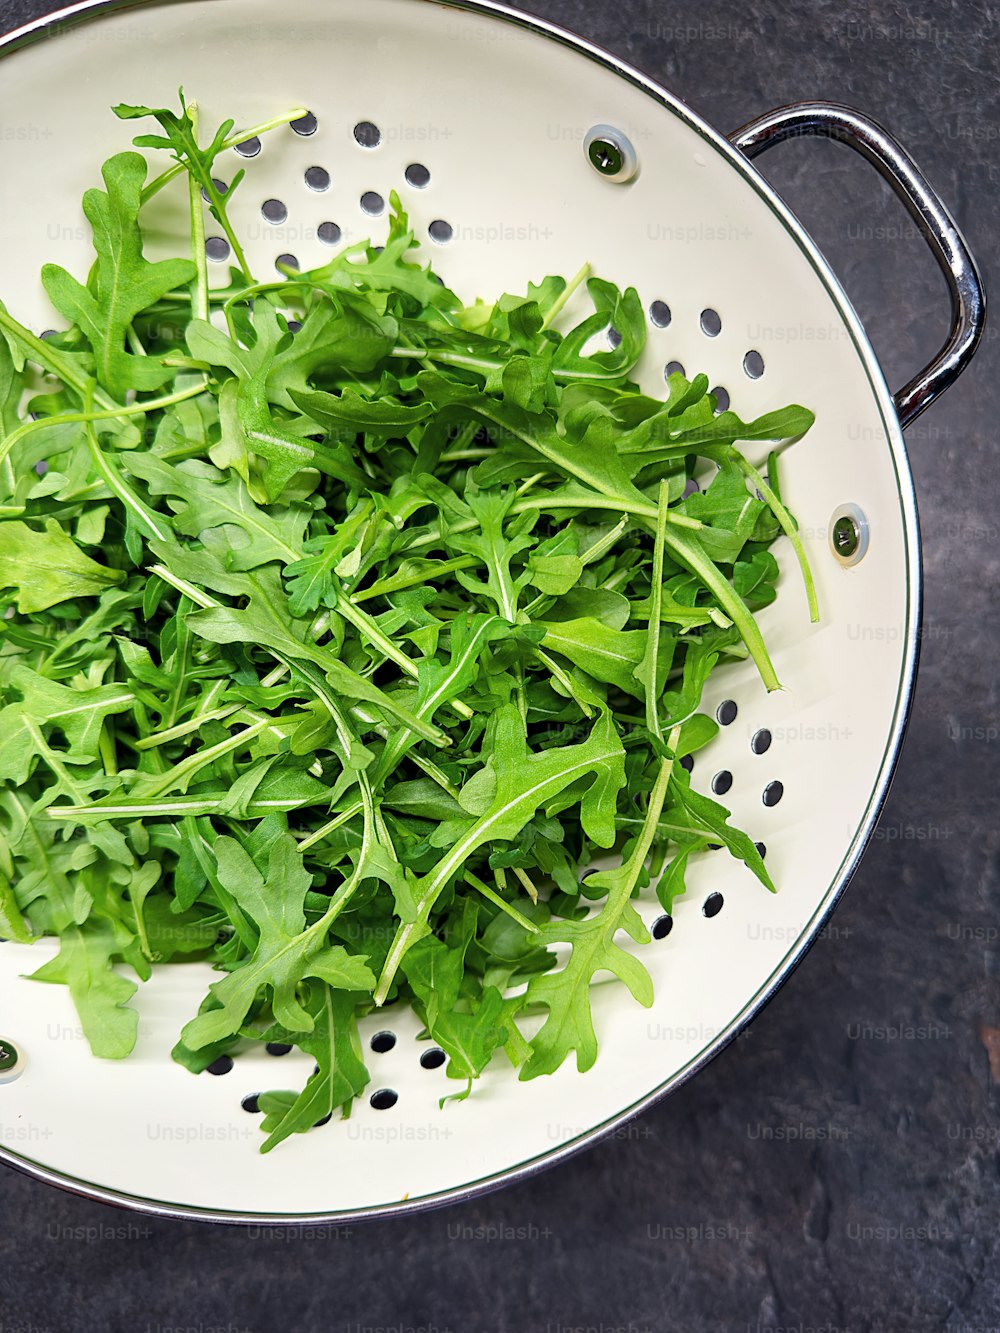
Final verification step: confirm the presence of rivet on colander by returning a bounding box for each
[584,125,639,183]
[829,503,870,567]
[0,1038,24,1084]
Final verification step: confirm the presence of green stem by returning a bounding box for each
[84,412,171,544]
[539,262,592,332]
[730,448,819,623]
[352,556,478,603]
[662,522,779,691]
[644,482,668,741]
[437,448,492,463]
[186,103,211,325]
[464,871,539,933]
[513,473,547,500]
[512,865,539,903]
[133,707,236,750]
[407,753,462,800]
[298,802,363,853]
[580,515,630,566]
[141,106,308,202]
[508,492,700,529]
[630,742,679,890]
[537,648,594,719]
[164,606,195,730]
[388,346,493,375]
[336,594,475,722]
[148,564,216,608]
[334,596,422,680]
[139,717,272,800]
[221,277,307,338]
[99,722,119,778]
[0,308,109,404]
[0,379,208,473]
[388,341,628,386]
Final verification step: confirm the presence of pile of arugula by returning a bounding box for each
[0,97,817,1152]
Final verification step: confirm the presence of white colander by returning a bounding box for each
[0,0,984,1223]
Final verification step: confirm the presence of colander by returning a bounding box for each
[0,0,984,1224]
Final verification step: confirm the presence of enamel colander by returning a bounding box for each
[0,0,984,1224]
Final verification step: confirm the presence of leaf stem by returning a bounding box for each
[662,523,780,691]
[99,722,119,778]
[139,717,272,799]
[84,411,172,545]
[540,262,592,332]
[352,556,478,603]
[336,594,475,722]
[298,802,363,853]
[464,871,539,933]
[141,107,309,202]
[642,482,669,741]
[0,308,112,405]
[186,103,211,325]
[148,564,216,608]
[730,448,819,623]
[0,379,208,473]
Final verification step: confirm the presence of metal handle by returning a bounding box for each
[729,101,986,430]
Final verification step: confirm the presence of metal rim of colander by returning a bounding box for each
[0,0,925,1224]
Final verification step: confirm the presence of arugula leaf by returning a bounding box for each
[30,919,139,1059]
[374,706,626,1003]
[0,666,133,767]
[0,870,33,943]
[670,774,775,893]
[115,95,252,282]
[539,618,650,698]
[403,903,507,1080]
[180,833,375,1049]
[0,520,124,612]
[259,983,371,1152]
[519,753,673,1078]
[301,191,459,312]
[124,453,308,566]
[41,153,195,398]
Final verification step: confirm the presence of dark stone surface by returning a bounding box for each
[0,2,998,1331]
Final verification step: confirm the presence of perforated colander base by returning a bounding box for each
[0,0,917,1221]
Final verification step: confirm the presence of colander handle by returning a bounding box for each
[728,101,986,430]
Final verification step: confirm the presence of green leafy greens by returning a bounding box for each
[0,97,816,1151]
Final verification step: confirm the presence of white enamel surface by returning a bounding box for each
[0,0,917,1217]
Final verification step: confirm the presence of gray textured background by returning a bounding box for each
[1,2,998,1331]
